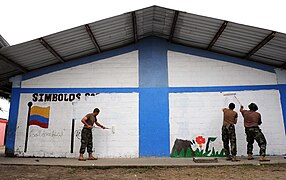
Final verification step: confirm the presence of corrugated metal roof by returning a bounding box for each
[1,5,286,97]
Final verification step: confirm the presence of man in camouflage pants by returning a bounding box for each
[240,103,270,161]
[79,108,106,161]
[222,103,239,161]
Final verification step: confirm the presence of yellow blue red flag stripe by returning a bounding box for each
[29,106,50,128]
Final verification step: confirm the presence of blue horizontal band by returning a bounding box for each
[30,115,49,124]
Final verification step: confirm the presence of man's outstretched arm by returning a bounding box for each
[95,121,106,129]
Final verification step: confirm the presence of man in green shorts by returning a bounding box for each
[79,108,106,161]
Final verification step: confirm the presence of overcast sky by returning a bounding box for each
[1,0,286,119]
[1,0,286,46]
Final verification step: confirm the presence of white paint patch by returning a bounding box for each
[21,51,138,88]
[169,90,286,156]
[14,93,139,158]
[168,51,277,87]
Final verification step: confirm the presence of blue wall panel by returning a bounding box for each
[139,37,168,88]
[5,88,21,156]
[139,88,170,156]
[278,85,286,134]
[139,37,170,156]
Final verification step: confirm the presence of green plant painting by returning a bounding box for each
[170,136,225,158]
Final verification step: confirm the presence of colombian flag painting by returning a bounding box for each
[29,106,50,128]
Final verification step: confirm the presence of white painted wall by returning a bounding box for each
[14,93,139,158]
[169,90,286,156]
[168,51,277,87]
[275,68,286,84]
[21,51,138,88]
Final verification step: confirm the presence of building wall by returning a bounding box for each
[169,90,285,156]
[14,93,138,158]
[21,51,139,88]
[6,37,286,157]
[13,50,139,158]
[168,51,277,87]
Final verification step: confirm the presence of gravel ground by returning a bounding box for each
[0,164,286,180]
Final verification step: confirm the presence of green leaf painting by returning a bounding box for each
[171,136,225,158]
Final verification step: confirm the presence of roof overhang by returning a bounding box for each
[1,5,286,96]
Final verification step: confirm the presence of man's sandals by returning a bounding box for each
[88,156,98,160]
[78,157,86,161]
[248,155,270,161]
[259,156,270,162]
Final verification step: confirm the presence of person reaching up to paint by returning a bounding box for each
[79,108,106,161]
[240,103,270,162]
[222,103,239,161]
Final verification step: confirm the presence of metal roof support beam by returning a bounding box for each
[0,80,11,86]
[0,91,11,99]
[0,53,28,73]
[244,31,276,59]
[0,85,11,92]
[207,21,228,50]
[39,38,65,63]
[85,24,101,53]
[280,63,286,69]
[132,11,138,43]
[169,11,179,42]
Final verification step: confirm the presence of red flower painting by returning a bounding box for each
[196,136,206,149]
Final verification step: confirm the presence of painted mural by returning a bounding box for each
[24,102,50,152]
[170,136,224,158]
[13,92,139,158]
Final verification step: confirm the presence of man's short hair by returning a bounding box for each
[93,108,100,113]
[248,103,258,111]
[228,103,235,110]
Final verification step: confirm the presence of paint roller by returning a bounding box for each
[222,92,242,106]
[93,125,116,134]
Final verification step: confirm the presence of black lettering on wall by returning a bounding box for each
[52,94,58,101]
[32,93,38,102]
[69,94,75,101]
[64,94,69,101]
[58,94,63,101]
[38,94,44,102]
[44,94,52,102]
[32,93,83,102]
[76,93,81,100]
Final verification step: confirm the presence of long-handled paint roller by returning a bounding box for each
[223,93,242,106]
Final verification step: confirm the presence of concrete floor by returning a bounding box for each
[0,146,285,167]
[0,156,285,167]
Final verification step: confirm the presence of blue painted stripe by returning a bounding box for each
[168,42,275,73]
[5,88,21,155]
[139,88,170,156]
[23,44,137,80]
[17,88,139,93]
[139,37,170,157]
[14,84,282,94]
[30,115,49,124]
[169,84,280,93]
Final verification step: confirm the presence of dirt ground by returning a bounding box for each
[0,164,285,180]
